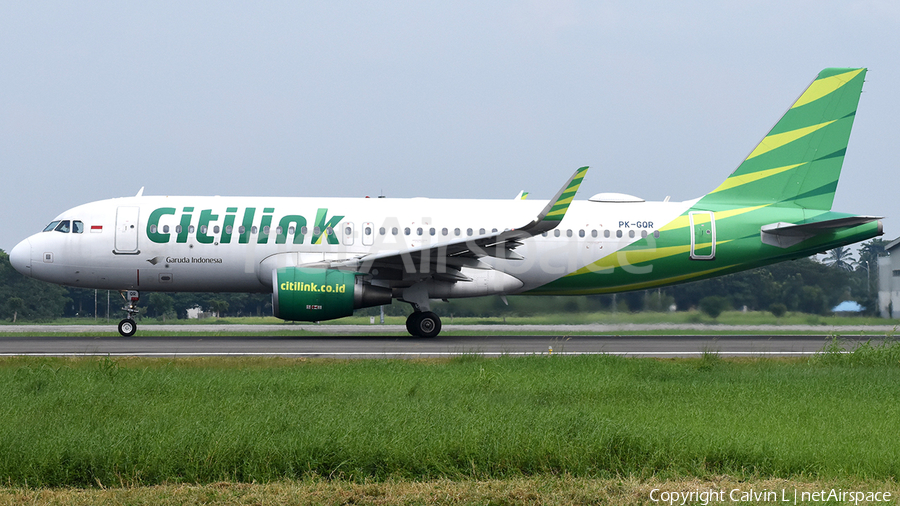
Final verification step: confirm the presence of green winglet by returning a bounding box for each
[515,166,589,236]
[543,166,589,222]
[701,68,866,210]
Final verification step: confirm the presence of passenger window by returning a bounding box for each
[73,221,84,233]
[591,230,597,238]
[150,224,158,234]
[542,232,547,237]
[43,221,60,232]
[275,226,282,235]
[616,230,622,238]
[479,228,485,235]
[417,227,423,236]
[345,226,352,236]
[392,227,398,235]
[604,230,610,238]
[566,230,573,237]
[55,221,71,233]
[200,225,208,234]
[313,227,320,235]
[214,225,220,234]
[251,226,258,234]
[404,227,411,235]
[189,225,196,234]
[442,228,448,236]
[176,225,183,234]
[466,228,473,236]
[454,228,461,236]
[225,225,232,234]
[288,226,295,234]
[492,228,498,233]
[301,226,308,235]
[629,230,635,238]
[554,230,560,237]
[579,230,585,238]
[641,230,647,238]
[654,231,660,238]
[164,225,171,233]
[429,228,435,236]
[365,226,372,235]
[379,227,386,235]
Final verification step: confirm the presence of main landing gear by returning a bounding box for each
[406,311,442,338]
[117,290,140,337]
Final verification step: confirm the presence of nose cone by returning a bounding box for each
[9,238,32,277]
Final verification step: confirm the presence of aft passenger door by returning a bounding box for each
[689,211,715,260]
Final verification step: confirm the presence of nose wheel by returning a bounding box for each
[118,290,140,337]
[117,318,137,337]
[406,311,441,338]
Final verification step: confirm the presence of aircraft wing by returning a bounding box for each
[315,166,589,279]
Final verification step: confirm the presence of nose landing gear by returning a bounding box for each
[117,290,140,337]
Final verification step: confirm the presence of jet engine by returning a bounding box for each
[272,267,392,321]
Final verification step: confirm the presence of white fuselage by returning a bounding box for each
[10,194,693,297]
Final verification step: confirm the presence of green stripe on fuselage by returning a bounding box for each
[530,206,879,296]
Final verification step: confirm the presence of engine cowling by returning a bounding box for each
[272,267,392,321]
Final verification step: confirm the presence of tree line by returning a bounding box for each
[0,239,887,322]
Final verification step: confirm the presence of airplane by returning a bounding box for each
[8,68,882,338]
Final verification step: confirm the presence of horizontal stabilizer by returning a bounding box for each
[761,216,881,248]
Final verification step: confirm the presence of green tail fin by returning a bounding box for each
[701,68,866,210]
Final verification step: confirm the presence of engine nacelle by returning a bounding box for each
[272,267,392,321]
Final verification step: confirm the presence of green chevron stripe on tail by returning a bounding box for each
[701,68,866,210]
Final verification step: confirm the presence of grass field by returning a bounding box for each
[2,476,898,505]
[1,341,899,492]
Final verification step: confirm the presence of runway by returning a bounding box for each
[0,332,888,358]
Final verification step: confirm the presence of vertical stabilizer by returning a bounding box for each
[701,68,866,210]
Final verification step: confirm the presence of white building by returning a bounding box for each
[877,237,900,318]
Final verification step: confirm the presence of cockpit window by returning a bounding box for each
[73,221,84,234]
[43,221,60,232]
[54,221,71,233]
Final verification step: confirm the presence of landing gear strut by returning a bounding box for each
[406,311,441,338]
[118,290,140,337]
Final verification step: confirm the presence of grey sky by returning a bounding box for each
[2,1,898,253]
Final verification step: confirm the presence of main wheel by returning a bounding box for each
[118,318,137,337]
[409,311,441,338]
[406,312,421,336]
